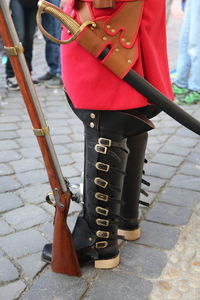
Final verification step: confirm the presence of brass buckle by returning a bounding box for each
[94,177,108,188]
[96,230,110,238]
[95,162,110,172]
[95,241,108,249]
[96,218,109,226]
[98,138,112,147]
[95,192,109,202]
[96,206,109,216]
[95,144,107,154]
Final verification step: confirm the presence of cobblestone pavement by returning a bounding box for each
[0,5,200,300]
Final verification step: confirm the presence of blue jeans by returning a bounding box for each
[6,0,37,78]
[42,0,61,76]
[175,0,200,92]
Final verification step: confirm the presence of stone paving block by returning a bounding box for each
[146,203,193,226]
[0,116,21,123]
[19,147,42,158]
[0,164,13,175]
[38,222,54,240]
[16,169,47,185]
[0,280,26,300]
[119,244,167,278]
[0,176,21,193]
[0,256,19,282]
[0,193,23,213]
[21,271,87,300]
[10,158,43,173]
[61,165,81,178]
[179,162,200,177]
[145,163,176,179]
[169,174,200,192]
[54,144,69,155]
[176,127,199,138]
[17,183,50,204]
[16,137,37,147]
[0,131,19,140]
[2,109,23,116]
[160,143,191,156]
[151,153,184,167]
[0,219,14,235]
[18,252,46,280]
[167,136,198,148]
[50,126,71,136]
[40,202,55,216]
[0,150,21,163]
[85,271,152,300]
[17,128,34,138]
[0,123,18,131]
[143,176,166,193]
[3,205,51,230]
[51,134,72,144]
[135,221,180,250]
[57,154,75,165]
[0,229,49,258]
[160,127,177,135]
[194,143,200,153]
[66,142,84,153]
[147,144,162,155]
[159,187,200,208]
[0,140,19,150]
[186,151,200,165]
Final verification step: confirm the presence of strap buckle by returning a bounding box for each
[96,230,110,238]
[96,206,109,216]
[95,241,108,249]
[98,138,112,147]
[95,162,110,172]
[94,177,108,188]
[95,192,109,202]
[96,218,109,226]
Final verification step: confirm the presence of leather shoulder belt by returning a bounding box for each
[76,0,144,78]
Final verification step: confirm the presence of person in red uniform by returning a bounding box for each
[42,0,173,269]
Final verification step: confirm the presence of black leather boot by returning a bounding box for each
[118,132,148,240]
[42,109,154,268]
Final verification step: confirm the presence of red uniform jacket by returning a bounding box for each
[61,0,173,110]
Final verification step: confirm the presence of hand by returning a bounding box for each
[60,0,67,9]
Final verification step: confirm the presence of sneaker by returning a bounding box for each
[172,83,189,96]
[32,79,40,85]
[175,90,200,105]
[44,75,63,88]
[37,72,54,82]
[6,77,20,91]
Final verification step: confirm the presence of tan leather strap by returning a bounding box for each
[93,0,115,9]
[77,1,92,23]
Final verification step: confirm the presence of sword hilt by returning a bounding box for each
[36,0,96,44]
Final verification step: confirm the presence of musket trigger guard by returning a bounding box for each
[46,192,56,207]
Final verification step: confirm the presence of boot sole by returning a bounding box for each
[95,254,120,269]
[118,228,141,241]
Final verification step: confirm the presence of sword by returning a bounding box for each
[37,0,200,136]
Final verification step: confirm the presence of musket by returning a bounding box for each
[0,0,81,276]
[36,0,200,135]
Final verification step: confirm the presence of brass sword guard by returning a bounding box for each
[37,0,96,44]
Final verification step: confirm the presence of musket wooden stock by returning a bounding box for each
[0,2,81,276]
